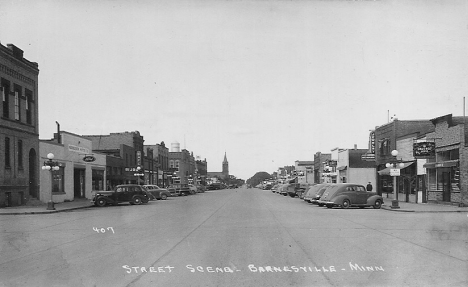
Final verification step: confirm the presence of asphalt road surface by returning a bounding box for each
[1,187,467,287]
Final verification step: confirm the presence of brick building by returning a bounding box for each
[196,157,207,185]
[424,114,468,206]
[313,152,331,183]
[144,141,170,187]
[0,43,39,207]
[375,119,434,197]
[83,131,144,187]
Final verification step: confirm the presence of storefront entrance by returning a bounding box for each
[74,169,85,198]
[442,172,451,202]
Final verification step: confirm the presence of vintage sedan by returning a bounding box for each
[143,185,172,200]
[92,184,149,207]
[303,183,330,204]
[167,183,191,196]
[318,183,383,209]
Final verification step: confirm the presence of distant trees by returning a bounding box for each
[247,172,271,187]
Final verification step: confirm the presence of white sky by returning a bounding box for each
[1,0,467,180]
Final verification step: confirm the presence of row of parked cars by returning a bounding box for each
[270,182,383,209]
[91,183,209,207]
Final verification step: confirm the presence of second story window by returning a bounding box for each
[14,91,20,121]
[25,89,33,124]
[5,137,11,168]
[1,82,10,118]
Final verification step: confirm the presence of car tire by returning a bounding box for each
[318,203,324,207]
[133,197,142,205]
[373,200,382,209]
[95,197,107,207]
[161,194,168,200]
[326,205,333,209]
[342,199,350,209]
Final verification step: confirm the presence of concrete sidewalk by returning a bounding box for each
[382,200,467,213]
[0,199,94,215]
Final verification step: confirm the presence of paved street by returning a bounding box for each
[1,187,467,287]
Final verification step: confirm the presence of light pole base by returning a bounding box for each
[47,201,56,210]
[391,199,400,209]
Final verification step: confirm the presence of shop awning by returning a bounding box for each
[288,177,298,183]
[378,162,414,175]
[423,160,459,169]
[337,166,347,171]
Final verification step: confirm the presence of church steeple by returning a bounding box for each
[222,152,229,176]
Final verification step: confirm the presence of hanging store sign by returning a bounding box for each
[413,141,435,159]
[368,131,375,154]
[390,169,400,176]
[82,155,96,162]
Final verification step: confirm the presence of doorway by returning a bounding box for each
[442,172,451,202]
[74,169,85,198]
[28,148,37,198]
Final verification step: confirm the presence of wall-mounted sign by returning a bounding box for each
[69,144,90,154]
[83,155,96,162]
[413,141,435,159]
[361,153,376,161]
[368,131,375,154]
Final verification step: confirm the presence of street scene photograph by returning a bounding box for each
[1,0,468,286]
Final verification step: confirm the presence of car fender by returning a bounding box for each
[331,195,350,205]
[366,195,383,205]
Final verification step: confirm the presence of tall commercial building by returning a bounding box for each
[0,43,39,207]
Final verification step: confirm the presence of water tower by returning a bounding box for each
[171,142,180,152]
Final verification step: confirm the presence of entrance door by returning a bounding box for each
[442,172,451,202]
[74,169,85,198]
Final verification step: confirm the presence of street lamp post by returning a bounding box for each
[41,153,60,210]
[386,150,405,209]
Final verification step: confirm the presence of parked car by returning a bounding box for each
[207,183,223,190]
[271,184,279,193]
[92,184,149,207]
[143,185,172,200]
[195,184,206,193]
[295,183,314,199]
[279,184,291,196]
[188,184,197,195]
[318,183,384,209]
[303,183,333,205]
[167,183,191,196]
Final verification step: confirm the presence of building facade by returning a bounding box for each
[424,114,468,206]
[294,160,314,184]
[40,131,106,203]
[313,152,331,183]
[84,131,145,187]
[375,119,434,196]
[337,148,376,187]
[145,141,170,186]
[0,43,39,207]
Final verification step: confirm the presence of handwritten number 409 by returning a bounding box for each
[93,227,115,234]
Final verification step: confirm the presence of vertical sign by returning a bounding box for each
[137,151,141,166]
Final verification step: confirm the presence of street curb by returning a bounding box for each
[381,205,466,213]
[0,205,94,215]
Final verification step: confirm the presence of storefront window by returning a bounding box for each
[92,169,104,191]
[52,167,64,193]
